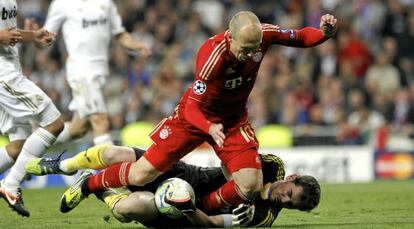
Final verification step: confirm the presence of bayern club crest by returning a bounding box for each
[252,52,263,62]
[159,126,172,139]
[193,80,207,95]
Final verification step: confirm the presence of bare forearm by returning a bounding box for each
[17,28,55,48]
[116,32,139,50]
[17,29,36,43]
[115,32,150,57]
[185,209,224,227]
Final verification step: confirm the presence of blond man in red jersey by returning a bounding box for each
[32,11,337,214]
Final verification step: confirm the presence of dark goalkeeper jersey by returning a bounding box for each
[131,148,286,228]
[246,153,285,227]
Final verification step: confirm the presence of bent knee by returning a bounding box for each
[113,192,156,222]
[101,147,119,165]
[114,199,136,216]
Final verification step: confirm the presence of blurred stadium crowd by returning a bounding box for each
[14,0,414,147]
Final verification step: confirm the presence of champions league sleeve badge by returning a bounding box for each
[280,29,295,39]
[252,52,263,62]
[193,80,207,95]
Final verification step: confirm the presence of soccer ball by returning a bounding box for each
[154,178,195,219]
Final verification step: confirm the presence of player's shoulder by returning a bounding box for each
[260,153,284,166]
[50,0,79,8]
[261,23,283,42]
[197,31,228,62]
[260,153,285,183]
[203,31,227,49]
[262,23,280,31]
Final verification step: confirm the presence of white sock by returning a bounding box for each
[59,159,72,173]
[54,122,71,145]
[93,134,113,145]
[4,128,56,191]
[0,147,15,173]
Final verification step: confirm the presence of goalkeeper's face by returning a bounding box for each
[268,176,304,209]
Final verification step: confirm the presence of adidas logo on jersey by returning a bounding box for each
[82,17,107,28]
[1,6,17,20]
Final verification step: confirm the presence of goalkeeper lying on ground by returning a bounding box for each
[26,145,321,227]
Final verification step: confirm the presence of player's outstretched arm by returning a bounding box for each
[17,19,55,47]
[115,32,151,57]
[272,14,338,48]
[296,13,338,46]
[184,205,255,228]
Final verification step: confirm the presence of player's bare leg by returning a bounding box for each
[127,157,163,186]
[232,168,263,198]
[108,191,160,223]
[0,116,64,217]
[26,145,136,175]
[67,112,88,139]
[0,140,23,173]
[59,145,136,173]
[54,112,87,144]
[89,113,113,145]
[58,157,162,213]
[104,189,228,227]
[202,167,263,212]
[55,112,114,146]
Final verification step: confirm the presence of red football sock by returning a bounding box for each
[87,162,132,193]
[202,180,249,212]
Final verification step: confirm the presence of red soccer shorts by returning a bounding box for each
[144,116,262,173]
[211,122,262,173]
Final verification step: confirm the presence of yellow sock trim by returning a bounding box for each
[65,144,110,171]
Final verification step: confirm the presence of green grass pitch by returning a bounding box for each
[0,181,413,228]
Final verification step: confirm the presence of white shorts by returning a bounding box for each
[0,73,61,135]
[2,120,31,142]
[68,75,107,119]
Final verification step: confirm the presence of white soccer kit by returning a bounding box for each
[0,0,60,140]
[44,0,125,118]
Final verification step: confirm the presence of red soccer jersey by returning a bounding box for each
[178,24,328,133]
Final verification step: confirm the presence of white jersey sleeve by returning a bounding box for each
[43,0,67,34]
[0,0,21,76]
[108,0,125,36]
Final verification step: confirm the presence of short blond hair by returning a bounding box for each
[229,11,262,43]
[229,11,260,36]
